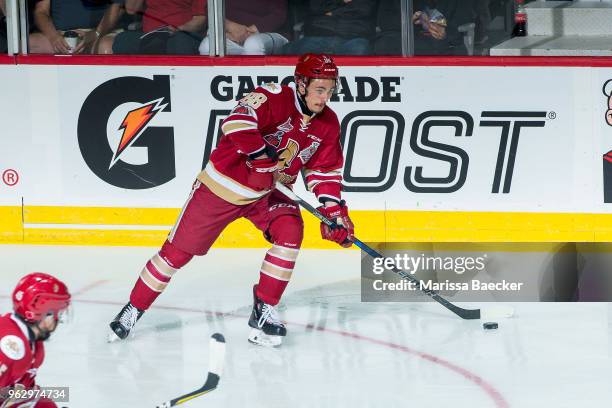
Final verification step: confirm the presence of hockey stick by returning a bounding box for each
[156,333,226,408]
[275,183,514,320]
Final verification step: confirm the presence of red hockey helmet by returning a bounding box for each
[294,53,339,89]
[13,273,71,323]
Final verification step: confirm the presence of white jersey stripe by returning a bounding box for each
[204,162,269,199]
[169,180,200,243]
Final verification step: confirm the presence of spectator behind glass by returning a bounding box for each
[473,0,491,45]
[373,0,401,55]
[412,0,472,55]
[283,0,377,56]
[1,0,7,53]
[100,0,206,54]
[29,0,124,54]
[375,0,472,55]
[199,0,289,55]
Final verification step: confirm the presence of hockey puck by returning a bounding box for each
[483,322,498,330]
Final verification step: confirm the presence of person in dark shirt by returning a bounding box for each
[199,0,289,55]
[29,0,124,54]
[473,0,491,45]
[283,0,377,55]
[0,0,7,53]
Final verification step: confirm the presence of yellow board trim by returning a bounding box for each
[0,206,22,242]
[0,205,611,247]
[373,242,612,253]
[23,206,180,225]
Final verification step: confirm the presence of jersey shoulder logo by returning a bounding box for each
[278,118,293,133]
[263,118,293,148]
[231,104,255,117]
[0,335,25,360]
[298,142,320,164]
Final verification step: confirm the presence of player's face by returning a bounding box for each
[36,313,59,341]
[304,79,336,113]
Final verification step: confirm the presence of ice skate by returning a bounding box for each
[108,302,144,342]
[248,285,286,347]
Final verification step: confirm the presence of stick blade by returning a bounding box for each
[208,332,226,376]
[156,333,226,408]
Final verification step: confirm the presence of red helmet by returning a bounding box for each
[13,273,71,323]
[294,53,339,87]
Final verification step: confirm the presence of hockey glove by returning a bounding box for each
[246,145,278,190]
[317,201,354,248]
[246,145,279,173]
[246,156,278,173]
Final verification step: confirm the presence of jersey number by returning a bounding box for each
[239,92,267,109]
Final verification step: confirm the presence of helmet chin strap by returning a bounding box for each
[14,314,38,343]
[296,81,314,116]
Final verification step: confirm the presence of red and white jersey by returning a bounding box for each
[0,314,44,388]
[197,83,344,205]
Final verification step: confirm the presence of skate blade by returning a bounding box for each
[248,328,282,348]
[106,327,130,343]
[107,330,122,343]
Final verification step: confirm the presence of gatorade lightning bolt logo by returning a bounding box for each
[78,75,175,189]
[110,98,168,168]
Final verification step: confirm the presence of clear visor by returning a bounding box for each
[47,305,73,325]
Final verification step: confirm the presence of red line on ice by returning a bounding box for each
[72,280,110,297]
[75,298,510,408]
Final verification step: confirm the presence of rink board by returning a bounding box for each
[1,59,612,246]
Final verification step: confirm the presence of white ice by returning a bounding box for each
[1,245,610,408]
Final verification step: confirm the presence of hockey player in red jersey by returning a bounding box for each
[0,273,71,407]
[109,53,354,347]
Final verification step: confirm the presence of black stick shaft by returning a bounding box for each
[274,183,480,320]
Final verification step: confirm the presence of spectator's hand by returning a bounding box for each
[412,11,423,24]
[74,30,97,54]
[414,11,431,33]
[226,21,250,44]
[247,24,258,34]
[50,33,71,54]
[428,22,446,40]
